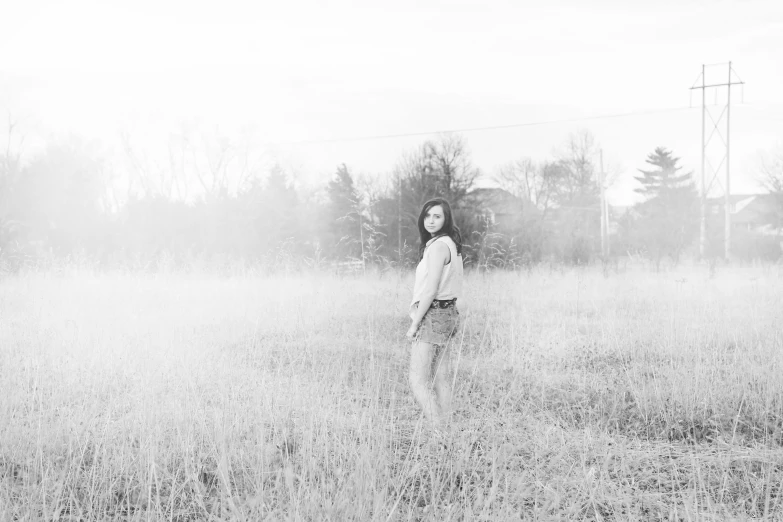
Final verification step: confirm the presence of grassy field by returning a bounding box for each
[1,264,782,520]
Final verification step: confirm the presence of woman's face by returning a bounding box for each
[424,205,446,235]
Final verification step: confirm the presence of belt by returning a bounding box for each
[429,298,457,309]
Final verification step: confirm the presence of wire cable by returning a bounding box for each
[269,106,699,147]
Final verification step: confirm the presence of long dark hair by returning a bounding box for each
[417,197,462,260]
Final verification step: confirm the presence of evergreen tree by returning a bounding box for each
[14,138,105,255]
[634,147,694,197]
[259,164,300,248]
[632,147,698,268]
[325,164,362,259]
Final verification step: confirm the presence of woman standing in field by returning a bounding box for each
[406,198,464,430]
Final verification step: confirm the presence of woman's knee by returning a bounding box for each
[408,361,427,386]
[409,344,432,384]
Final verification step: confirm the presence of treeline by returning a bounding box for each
[0,124,778,274]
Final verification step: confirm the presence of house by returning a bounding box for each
[470,187,625,232]
[468,187,529,231]
[706,193,782,235]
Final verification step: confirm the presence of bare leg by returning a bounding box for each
[432,343,453,425]
[409,341,440,425]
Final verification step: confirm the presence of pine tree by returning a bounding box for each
[325,164,362,259]
[632,147,698,268]
[634,147,694,197]
[259,164,299,248]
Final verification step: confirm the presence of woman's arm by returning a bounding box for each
[406,242,450,340]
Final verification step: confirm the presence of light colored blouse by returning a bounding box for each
[409,235,463,318]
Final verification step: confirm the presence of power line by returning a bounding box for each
[268,105,698,147]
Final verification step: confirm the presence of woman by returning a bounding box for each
[406,197,464,429]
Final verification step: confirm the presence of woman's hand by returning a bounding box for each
[406,323,419,340]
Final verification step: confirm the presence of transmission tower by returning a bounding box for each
[690,62,744,261]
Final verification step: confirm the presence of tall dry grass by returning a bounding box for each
[1,264,782,520]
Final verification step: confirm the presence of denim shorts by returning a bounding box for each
[413,306,460,345]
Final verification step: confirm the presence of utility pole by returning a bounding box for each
[690,62,744,261]
[599,149,607,258]
[358,208,366,276]
[699,64,706,259]
[604,170,610,257]
[725,61,732,263]
[397,174,402,266]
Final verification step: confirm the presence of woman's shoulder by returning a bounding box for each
[434,235,458,251]
[427,238,450,256]
[429,236,458,264]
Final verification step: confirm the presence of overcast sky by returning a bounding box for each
[2,0,782,205]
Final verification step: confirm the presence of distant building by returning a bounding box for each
[468,187,529,230]
[706,193,782,235]
[467,189,783,239]
[469,187,635,234]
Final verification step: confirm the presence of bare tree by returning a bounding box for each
[120,129,164,198]
[757,145,783,231]
[0,112,25,217]
[235,125,266,192]
[494,157,535,200]
[758,145,783,193]
[0,112,27,261]
[394,133,479,220]
[552,129,600,206]
[200,129,235,196]
[494,157,560,218]
[120,123,267,202]
[424,133,478,200]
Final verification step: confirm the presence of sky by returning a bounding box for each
[1,0,782,205]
